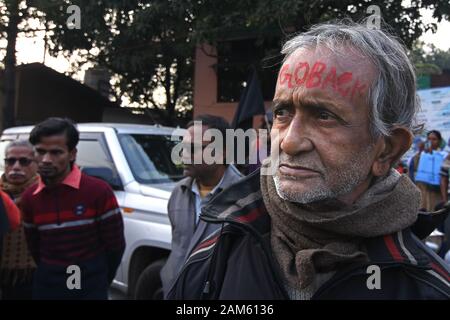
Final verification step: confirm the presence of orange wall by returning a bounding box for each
[193,44,272,127]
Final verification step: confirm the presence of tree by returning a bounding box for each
[32,0,195,126]
[410,41,450,76]
[188,0,450,108]
[191,0,450,48]
[2,0,450,128]
[0,0,46,129]
[1,0,20,130]
[41,0,450,125]
[0,0,86,130]
[96,1,195,126]
[420,44,450,72]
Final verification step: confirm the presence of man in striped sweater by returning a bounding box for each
[22,118,125,299]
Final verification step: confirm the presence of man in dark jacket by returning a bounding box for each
[168,21,450,300]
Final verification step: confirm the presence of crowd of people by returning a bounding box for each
[0,19,449,300]
[163,20,450,300]
[0,118,125,299]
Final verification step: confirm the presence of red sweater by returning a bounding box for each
[21,166,125,276]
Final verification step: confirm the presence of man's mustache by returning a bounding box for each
[8,171,26,177]
[277,153,324,174]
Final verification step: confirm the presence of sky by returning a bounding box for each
[419,9,450,51]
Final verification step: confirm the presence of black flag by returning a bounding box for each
[232,70,266,130]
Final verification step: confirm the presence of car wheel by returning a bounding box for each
[134,259,166,300]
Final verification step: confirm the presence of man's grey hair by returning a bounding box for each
[281,20,420,138]
[5,140,34,155]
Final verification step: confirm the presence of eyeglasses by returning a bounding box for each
[4,157,34,167]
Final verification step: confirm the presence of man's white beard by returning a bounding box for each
[273,146,373,204]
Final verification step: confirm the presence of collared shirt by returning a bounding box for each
[191,165,242,224]
[33,165,82,195]
[191,173,225,224]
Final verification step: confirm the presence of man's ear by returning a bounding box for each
[371,127,413,177]
[69,147,78,163]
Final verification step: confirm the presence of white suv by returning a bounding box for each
[0,123,185,299]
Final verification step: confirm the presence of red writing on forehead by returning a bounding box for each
[279,61,367,99]
[306,61,326,88]
[294,62,309,86]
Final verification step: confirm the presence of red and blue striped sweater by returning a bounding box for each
[21,166,125,298]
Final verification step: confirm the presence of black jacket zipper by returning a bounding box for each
[201,214,290,299]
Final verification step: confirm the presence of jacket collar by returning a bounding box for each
[363,228,431,267]
[200,169,270,234]
[180,164,243,195]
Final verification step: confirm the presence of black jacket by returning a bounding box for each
[168,171,450,300]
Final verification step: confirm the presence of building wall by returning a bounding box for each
[193,44,272,127]
[431,70,450,88]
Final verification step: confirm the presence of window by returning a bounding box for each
[118,133,183,184]
[76,135,122,188]
[77,140,115,170]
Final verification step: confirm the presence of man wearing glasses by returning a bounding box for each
[160,114,242,299]
[0,140,37,299]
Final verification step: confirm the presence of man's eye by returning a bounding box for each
[316,110,336,121]
[274,108,292,119]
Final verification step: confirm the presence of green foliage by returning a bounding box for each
[410,41,450,75]
[31,0,194,125]
[2,0,450,125]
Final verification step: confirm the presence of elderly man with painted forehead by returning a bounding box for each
[168,21,450,300]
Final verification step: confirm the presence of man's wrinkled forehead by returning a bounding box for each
[275,46,375,102]
[6,146,34,156]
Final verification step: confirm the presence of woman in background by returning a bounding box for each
[415,130,448,211]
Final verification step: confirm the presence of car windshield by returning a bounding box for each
[118,133,183,184]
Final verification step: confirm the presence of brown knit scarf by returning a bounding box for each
[260,160,420,290]
[0,174,39,286]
